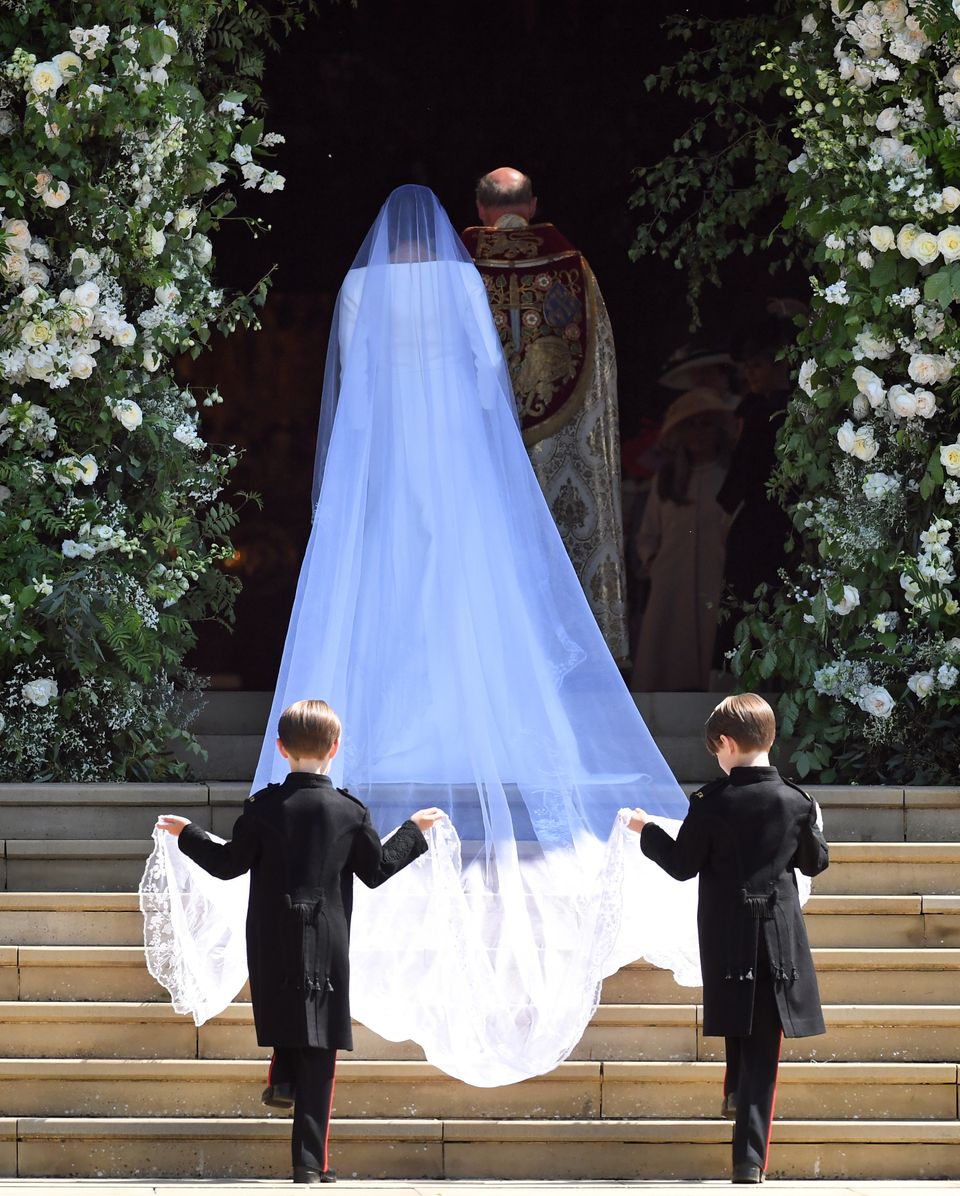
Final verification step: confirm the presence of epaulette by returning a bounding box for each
[337,785,365,808]
[781,776,815,802]
[688,776,727,802]
[247,781,280,803]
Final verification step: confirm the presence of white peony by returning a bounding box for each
[111,399,143,431]
[142,227,166,256]
[74,281,100,308]
[939,186,960,214]
[853,365,886,408]
[876,107,900,131]
[858,685,895,719]
[826,584,860,615]
[887,385,917,418]
[907,672,935,698]
[154,283,180,307]
[909,354,953,385]
[798,358,818,397]
[3,218,31,251]
[76,454,98,484]
[915,389,937,418]
[41,181,70,208]
[22,677,58,706]
[69,353,96,380]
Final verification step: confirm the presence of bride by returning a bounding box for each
[143,185,700,1087]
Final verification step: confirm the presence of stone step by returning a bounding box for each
[605,948,960,1006]
[9,837,960,896]
[0,1058,954,1122]
[1,782,959,843]
[7,944,960,1007]
[8,1115,960,1180]
[819,844,960,895]
[6,1000,960,1064]
[3,892,959,949]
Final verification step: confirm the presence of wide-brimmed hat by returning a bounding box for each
[659,342,734,390]
[659,387,738,447]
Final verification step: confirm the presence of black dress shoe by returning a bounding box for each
[720,1092,737,1119]
[293,1168,337,1184]
[261,1081,295,1109]
[732,1162,764,1184]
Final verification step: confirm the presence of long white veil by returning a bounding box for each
[143,186,703,1086]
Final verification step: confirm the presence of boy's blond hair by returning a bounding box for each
[704,693,776,754]
[277,699,341,758]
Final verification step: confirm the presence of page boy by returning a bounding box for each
[627,693,829,1184]
[157,699,444,1186]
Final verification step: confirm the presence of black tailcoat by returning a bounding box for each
[640,765,829,1038]
[177,772,427,1049]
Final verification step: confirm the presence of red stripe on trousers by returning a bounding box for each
[763,1031,784,1173]
[323,1055,337,1173]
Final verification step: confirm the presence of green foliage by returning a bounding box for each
[630,4,802,324]
[0,4,289,780]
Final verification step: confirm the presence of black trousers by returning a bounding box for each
[270,1046,338,1174]
[723,951,783,1170]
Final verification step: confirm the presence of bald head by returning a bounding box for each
[476,167,538,226]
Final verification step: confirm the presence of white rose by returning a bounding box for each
[41,182,70,208]
[22,320,54,347]
[76,453,98,484]
[940,441,960,477]
[853,365,887,408]
[173,207,197,231]
[191,234,212,267]
[798,359,818,397]
[837,419,858,454]
[827,584,860,615]
[142,227,166,256]
[858,685,895,719]
[940,186,960,214]
[1,251,28,282]
[111,399,143,431]
[911,230,940,265]
[142,348,159,372]
[915,389,937,418]
[3,218,31,251]
[20,284,39,305]
[887,384,917,418]
[939,227,960,262]
[74,281,100,308]
[868,225,896,252]
[69,352,96,380]
[896,223,919,258]
[853,64,874,87]
[154,283,180,307]
[29,62,63,95]
[852,426,879,461]
[113,323,137,347]
[53,51,82,77]
[858,249,875,269]
[801,13,818,32]
[852,394,871,419]
[22,677,58,706]
[876,107,900,132]
[907,672,935,698]
[24,262,49,288]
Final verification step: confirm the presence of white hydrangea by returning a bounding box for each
[22,677,59,706]
[862,471,900,499]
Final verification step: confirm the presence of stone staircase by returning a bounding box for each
[0,693,959,1180]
